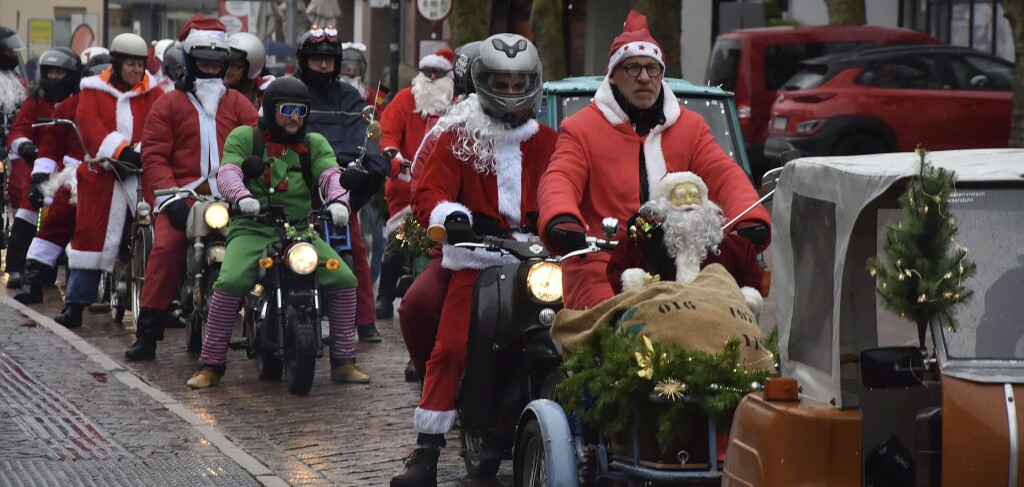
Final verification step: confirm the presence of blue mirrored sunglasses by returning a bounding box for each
[278,103,309,118]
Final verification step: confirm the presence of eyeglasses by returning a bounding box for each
[278,103,309,118]
[620,63,663,78]
[308,24,338,43]
[421,68,450,79]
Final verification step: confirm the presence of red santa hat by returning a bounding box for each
[606,10,665,74]
[419,48,455,72]
[177,17,228,43]
[652,171,709,205]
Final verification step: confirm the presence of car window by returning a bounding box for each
[947,55,1014,91]
[781,64,829,91]
[763,41,872,90]
[707,39,740,91]
[856,56,945,90]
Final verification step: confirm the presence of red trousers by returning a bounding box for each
[140,212,187,310]
[26,187,75,266]
[348,213,376,327]
[7,159,30,211]
[398,256,450,374]
[418,269,479,420]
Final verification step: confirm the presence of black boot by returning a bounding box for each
[125,308,166,361]
[390,446,440,487]
[13,259,49,304]
[376,258,402,319]
[358,323,382,343]
[54,303,85,329]
[5,218,37,289]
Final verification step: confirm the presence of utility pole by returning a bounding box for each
[286,0,297,46]
[388,0,402,102]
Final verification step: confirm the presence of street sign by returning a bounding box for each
[416,0,452,22]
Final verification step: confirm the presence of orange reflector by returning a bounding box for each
[427,224,447,242]
[259,257,274,269]
[760,268,771,297]
[325,259,341,270]
[763,377,799,402]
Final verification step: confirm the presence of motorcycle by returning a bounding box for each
[151,187,229,352]
[229,202,343,395]
[432,220,619,479]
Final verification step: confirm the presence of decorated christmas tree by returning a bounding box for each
[867,148,976,344]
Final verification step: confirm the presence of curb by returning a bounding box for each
[0,294,290,487]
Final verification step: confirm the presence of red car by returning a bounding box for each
[765,45,1014,160]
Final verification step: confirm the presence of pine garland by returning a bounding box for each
[395,214,433,257]
[556,325,776,454]
[866,148,976,337]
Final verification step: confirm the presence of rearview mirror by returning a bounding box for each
[780,149,802,164]
[760,166,783,194]
[241,155,267,181]
[860,347,927,389]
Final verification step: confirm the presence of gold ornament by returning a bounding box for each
[655,378,687,401]
[634,336,656,380]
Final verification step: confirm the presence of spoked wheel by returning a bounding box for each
[514,419,547,487]
[285,320,317,395]
[461,428,501,479]
[186,266,219,353]
[103,272,126,323]
[129,225,153,326]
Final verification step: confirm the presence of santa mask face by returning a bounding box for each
[669,182,702,210]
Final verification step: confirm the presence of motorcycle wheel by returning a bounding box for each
[186,266,219,353]
[460,429,501,479]
[513,418,547,487]
[103,272,126,323]
[285,319,317,395]
[129,225,153,327]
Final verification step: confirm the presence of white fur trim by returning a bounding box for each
[414,407,458,435]
[80,74,157,151]
[652,171,709,203]
[418,54,453,72]
[33,157,58,175]
[67,176,136,272]
[494,119,538,225]
[741,286,763,315]
[26,238,64,266]
[41,164,79,204]
[11,137,29,154]
[440,243,520,271]
[63,156,81,168]
[184,92,222,195]
[385,206,412,235]
[429,200,472,228]
[674,253,700,285]
[98,131,129,159]
[258,75,275,91]
[621,268,648,292]
[15,208,38,223]
[607,41,664,74]
[186,29,227,42]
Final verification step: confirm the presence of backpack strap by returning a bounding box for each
[251,126,265,159]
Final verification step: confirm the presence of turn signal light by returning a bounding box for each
[259,257,274,269]
[427,224,447,242]
[325,259,341,270]
[760,268,771,297]
[764,377,799,402]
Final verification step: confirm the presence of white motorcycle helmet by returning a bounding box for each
[181,34,231,80]
[227,32,266,81]
[109,33,148,59]
[80,46,110,64]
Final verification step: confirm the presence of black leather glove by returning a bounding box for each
[27,172,49,208]
[545,214,588,255]
[17,142,38,162]
[735,223,769,249]
[163,199,190,231]
[113,147,142,179]
[444,212,477,244]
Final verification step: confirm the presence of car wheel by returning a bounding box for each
[831,133,888,156]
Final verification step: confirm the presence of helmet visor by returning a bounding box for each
[2,33,25,51]
[475,70,541,97]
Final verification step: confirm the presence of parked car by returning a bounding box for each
[705,25,941,177]
[539,76,755,182]
[764,45,1013,161]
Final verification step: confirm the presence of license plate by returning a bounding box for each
[772,116,788,131]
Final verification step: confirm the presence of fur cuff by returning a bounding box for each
[741,286,763,315]
[11,137,29,154]
[33,157,58,175]
[26,238,64,266]
[621,268,648,292]
[414,407,458,435]
[98,132,129,159]
[429,200,472,228]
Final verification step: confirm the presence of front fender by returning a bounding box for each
[517,399,579,487]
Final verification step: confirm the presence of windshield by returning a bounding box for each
[706,39,739,91]
[558,94,742,166]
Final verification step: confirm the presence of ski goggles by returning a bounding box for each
[277,103,309,118]
[308,25,338,43]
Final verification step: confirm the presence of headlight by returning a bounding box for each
[286,242,319,275]
[206,244,226,264]
[137,202,151,218]
[526,261,562,303]
[204,203,230,229]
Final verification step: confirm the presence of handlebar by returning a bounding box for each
[558,236,618,262]
[154,187,223,212]
[88,156,142,175]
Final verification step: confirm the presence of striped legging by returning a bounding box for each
[199,288,359,366]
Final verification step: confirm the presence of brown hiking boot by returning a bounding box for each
[390,446,439,487]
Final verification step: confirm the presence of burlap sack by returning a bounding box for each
[553,264,771,368]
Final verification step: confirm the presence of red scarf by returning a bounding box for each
[263,129,308,157]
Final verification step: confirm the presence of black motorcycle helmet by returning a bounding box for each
[295,25,341,88]
[260,76,311,143]
[161,44,184,82]
[85,53,112,77]
[452,40,482,98]
[0,25,24,71]
[38,47,82,103]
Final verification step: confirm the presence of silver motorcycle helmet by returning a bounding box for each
[161,44,184,82]
[228,32,266,80]
[340,46,366,80]
[37,47,82,103]
[471,33,542,127]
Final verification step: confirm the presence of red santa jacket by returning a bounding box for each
[380,87,445,221]
[34,93,83,176]
[142,88,259,207]
[415,116,558,271]
[538,77,771,309]
[77,68,163,160]
[7,95,53,161]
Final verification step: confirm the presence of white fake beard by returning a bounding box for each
[0,71,26,115]
[193,78,227,118]
[653,198,725,263]
[340,76,367,99]
[411,72,453,117]
[432,95,508,174]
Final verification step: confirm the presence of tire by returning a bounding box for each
[514,418,547,487]
[461,428,501,479]
[831,133,888,157]
[538,370,562,401]
[129,225,153,327]
[187,266,219,353]
[285,319,317,395]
